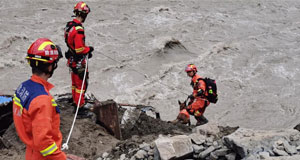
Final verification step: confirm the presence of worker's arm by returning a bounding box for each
[30,95,66,160]
[194,80,206,97]
[74,27,91,55]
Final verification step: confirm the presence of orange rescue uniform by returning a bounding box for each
[65,18,91,106]
[13,75,66,160]
[187,74,210,117]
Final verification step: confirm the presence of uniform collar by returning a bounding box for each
[31,75,54,91]
[73,18,82,24]
[192,74,201,82]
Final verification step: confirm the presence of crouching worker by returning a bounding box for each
[13,38,83,160]
[185,64,209,126]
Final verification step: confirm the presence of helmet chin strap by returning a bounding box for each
[81,14,87,23]
[191,71,196,77]
[46,62,57,78]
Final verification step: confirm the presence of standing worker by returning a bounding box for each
[185,64,210,126]
[12,38,83,160]
[64,1,93,118]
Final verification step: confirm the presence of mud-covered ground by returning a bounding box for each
[0,94,195,160]
[0,95,119,160]
[121,111,193,140]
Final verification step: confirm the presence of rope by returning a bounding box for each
[61,51,190,150]
[62,56,89,151]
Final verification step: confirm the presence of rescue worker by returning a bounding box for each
[185,64,209,126]
[12,38,84,160]
[64,1,93,118]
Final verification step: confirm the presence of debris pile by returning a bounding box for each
[101,123,238,160]
[100,123,300,160]
[1,94,300,160]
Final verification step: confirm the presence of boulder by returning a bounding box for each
[263,155,300,160]
[154,135,193,160]
[223,128,300,158]
[188,133,206,145]
[192,123,220,137]
[198,146,215,159]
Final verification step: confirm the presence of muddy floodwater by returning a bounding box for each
[0,0,300,130]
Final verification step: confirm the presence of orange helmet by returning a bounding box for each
[74,1,90,14]
[26,38,62,64]
[185,64,197,72]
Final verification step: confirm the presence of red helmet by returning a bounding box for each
[26,38,62,64]
[185,64,197,72]
[74,1,90,14]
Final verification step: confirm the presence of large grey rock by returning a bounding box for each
[263,155,300,160]
[102,152,109,158]
[209,152,218,160]
[154,135,193,160]
[225,153,236,160]
[212,148,230,157]
[192,123,220,137]
[199,146,215,159]
[273,148,289,156]
[192,144,205,153]
[282,139,297,155]
[134,150,148,159]
[223,128,300,158]
[188,133,206,145]
[120,154,127,160]
[259,152,270,159]
[139,142,151,152]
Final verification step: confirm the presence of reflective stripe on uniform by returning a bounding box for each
[194,110,201,116]
[51,99,57,107]
[75,26,83,30]
[75,47,84,53]
[75,88,85,94]
[13,94,23,114]
[72,86,76,90]
[40,142,58,157]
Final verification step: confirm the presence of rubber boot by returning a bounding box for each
[195,115,208,126]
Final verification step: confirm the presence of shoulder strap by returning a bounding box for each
[65,21,83,52]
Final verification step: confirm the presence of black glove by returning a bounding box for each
[65,50,71,59]
[196,89,204,96]
[89,46,94,53]
[77,67,86,80]
[88,46,94,58]
[88,52,93,58]
[188,94,194,99]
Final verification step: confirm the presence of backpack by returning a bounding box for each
[199,77,218,103]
